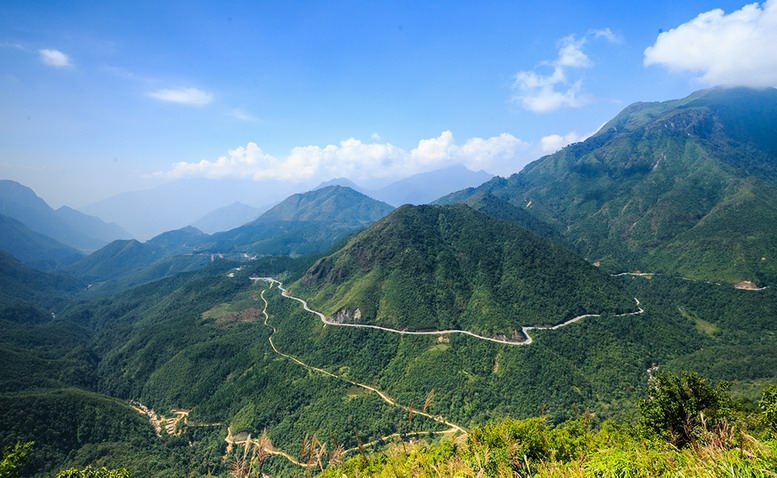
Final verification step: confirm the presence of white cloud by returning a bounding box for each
[591,28,620,43]
[511,31,615,113]
[148,87,213,105]
[158,131,538,182]
[227,108,256,122]
[644,0,777,87]
[38,49,72,68]
[540,130,592,154]
[1,42,25,50]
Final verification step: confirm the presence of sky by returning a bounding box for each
[2,0,776,208]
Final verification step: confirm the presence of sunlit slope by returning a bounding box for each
[296,204,634,336]
[208,185,394,256]
[437,87,777,284]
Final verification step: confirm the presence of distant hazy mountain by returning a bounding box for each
[0,180,128,251]
[0,214,83,269]
[298,204,633,336]
[192,202,267,234]
[55,206,132,243]
[208,186,394,257]
[438,87,777,285]
[146,225,210,255]
[369,165,492,206]
[313,177,368,194]
[82,178,306,240]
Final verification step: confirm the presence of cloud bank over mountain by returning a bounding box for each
[645,0,777,87]
[158,130,587,183]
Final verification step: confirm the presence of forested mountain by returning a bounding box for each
[297,204,633,336]
[0,251,82,308]
[3,89,777,477]
[0,180,130,251]
[0,213,83,268]
[65,227,212,289]
[438,87,777,285]
[207,186,394,256]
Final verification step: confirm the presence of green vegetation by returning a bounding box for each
[1,88,777,475]
[0,441,32,478]
[2,232,777,476]
[56,466,130,478]
[207,185,394,257]
[762,385,777,433]
[322,373,777,477]
[0,214,83,269]
[437,87,777,285]
[637,371,731,447]
[297,204,634,336]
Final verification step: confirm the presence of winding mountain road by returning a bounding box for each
[259,284,465,433]
[251,277,643,346]
[245,281,466,470]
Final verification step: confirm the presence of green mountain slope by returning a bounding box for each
[65,227,213,291]
[296,204,634,337]
[68,240,152,279]
[0,213,83,268]
[0,251,82,308]
[437,87,777,285]
[208,186,394,256]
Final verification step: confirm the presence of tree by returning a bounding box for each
[760,384,777,433]
[638,371,731,447]
[55,466,130,478]
[0,442,33,478]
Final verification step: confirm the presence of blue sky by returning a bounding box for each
[1,0,774,207]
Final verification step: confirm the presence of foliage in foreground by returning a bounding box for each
[320,417,777,477]
[56,466,130,478]
[0,441,32,478]
[320,374,777,477]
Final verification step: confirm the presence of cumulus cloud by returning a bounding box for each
[148,87,213,105]
[511,30,616,113]
[644,0,777,87]
[38,49,72,68]
[158,131,537,182]
[540,130,592,154]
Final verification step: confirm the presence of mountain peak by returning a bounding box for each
[438,87,777,284]
[298,203,633,336]
[253,185,393,224]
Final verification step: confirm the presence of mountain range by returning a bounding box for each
[81,166,492,238]
[206,185,395,257]
[439,87,777,285]
[0,180,131,252]
[2,87,777,477]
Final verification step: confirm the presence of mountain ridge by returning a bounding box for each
[437,87,777,285]
[296,203,634,336]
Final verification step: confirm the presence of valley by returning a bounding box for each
[2,87,777,476]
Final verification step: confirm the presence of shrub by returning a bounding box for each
[638,371,732,447]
